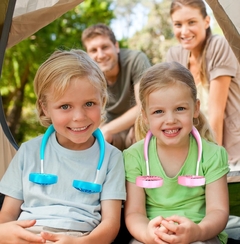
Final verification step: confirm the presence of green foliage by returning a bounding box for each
[1,0,114,145]
[128,0,176,64]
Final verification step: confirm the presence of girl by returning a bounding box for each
[0,49,126,243]
[124,61,229,244]
[166,0,240,172]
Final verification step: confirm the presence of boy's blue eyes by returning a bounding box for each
[86,102,93,107]
[61,105,69,110]
[60,102,93,109]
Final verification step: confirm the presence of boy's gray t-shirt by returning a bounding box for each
[0,132,126,231]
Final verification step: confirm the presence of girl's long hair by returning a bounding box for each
[135,61,215,143]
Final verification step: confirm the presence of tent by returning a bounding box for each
[0,0,84,178]
[205,0,240,64]
[1,0,240,177]
[0,0,239,242]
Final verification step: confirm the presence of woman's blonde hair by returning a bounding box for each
[34,49,108,127]
[170,0,212,86]
[135,61,215,143]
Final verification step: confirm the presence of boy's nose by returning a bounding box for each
[73,109,86,121]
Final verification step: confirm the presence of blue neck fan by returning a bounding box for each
[29,124,105,194]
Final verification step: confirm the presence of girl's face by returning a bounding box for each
[42,77,102,150]
[143,82,200,148]
[171,6,210,52]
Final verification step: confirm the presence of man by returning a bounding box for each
[81,23,151,150]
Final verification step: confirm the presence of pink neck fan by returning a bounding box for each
[136,126,205,188]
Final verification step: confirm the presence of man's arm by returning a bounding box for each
[100,82,141,139]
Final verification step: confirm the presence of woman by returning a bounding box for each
[166,0,240,172]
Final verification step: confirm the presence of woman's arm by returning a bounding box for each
[208,76,231,145]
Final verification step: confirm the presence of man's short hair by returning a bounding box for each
[81,23,117,48]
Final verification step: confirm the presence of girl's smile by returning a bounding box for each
[144,82,199,147]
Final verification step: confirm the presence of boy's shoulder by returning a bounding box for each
[20,134,43,147]
[105,140,123,156]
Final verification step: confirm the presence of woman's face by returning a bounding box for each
[171,6,210,52]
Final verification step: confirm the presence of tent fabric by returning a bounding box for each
[205,0,240,183]
[0,125,16,179]
[1,0,240,180]
[7,0,84,48]
[0,0,18,180]
[206,0,240,63]
[0,0,84,180]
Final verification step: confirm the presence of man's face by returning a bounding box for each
[84,35,120,74]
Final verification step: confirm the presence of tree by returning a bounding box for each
[128,0,176,64]
[1,0,114,144]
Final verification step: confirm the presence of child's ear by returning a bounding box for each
[194,99,200,118]
[40,101,49,117]
[141,109,149,126]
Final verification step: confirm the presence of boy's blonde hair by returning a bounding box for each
[135,61,215,143]
[34,49,108,127]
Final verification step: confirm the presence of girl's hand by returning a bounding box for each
[0,220,45,244]
[147,216,169,243]
[156,215,200,243]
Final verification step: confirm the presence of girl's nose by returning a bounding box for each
[165,112,177,124]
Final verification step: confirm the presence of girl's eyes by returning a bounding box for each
[153,107,185,113]
[154,110,163,114]
[177,107,185,111]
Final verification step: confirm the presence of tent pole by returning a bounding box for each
[0,0,19,150]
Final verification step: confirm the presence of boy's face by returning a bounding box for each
[84,35,120,74]
[42,77,102,150]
